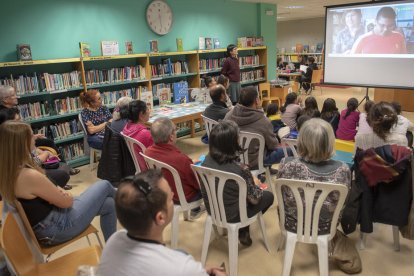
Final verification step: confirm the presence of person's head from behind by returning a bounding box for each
[209,84,227,103]
[364,100,375,114]
[239,86,260,108]
[151,117,176,145]
[277,57,283,66]
[345,97,358,118]
[308,57,315,64]
[297,118,335,163]
[281,92,298,113]
[80,89,102,109]
[321,98,338,116]
[391,101,402,115]
[266,103,279,117]
[0,85,18,108]
[209,121,242,165]
[0,107,20,125]
[217,74,229,89]
[304,96,318,111]
[0,121,39,203]
[203,76,217,89]
[128,100,150,124]
[116,170,174,237]
[375,7,396,36]
[226,44,238,57]
[343,9,362,29]
[113,96,133,121]
[367,101,398,140]
[297,115,311,131]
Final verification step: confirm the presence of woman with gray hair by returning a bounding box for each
[0,85,18,110]
[110,96,133,133]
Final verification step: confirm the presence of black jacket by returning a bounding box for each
[203,101,229,122]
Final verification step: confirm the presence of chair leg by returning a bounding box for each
[282,232,297,276]
[89,149,94,171]
[359,231,367,250]
[392,226,400,251]
[95,232,104,248]
[86,235,91,246]
[276,232,286,252]
[265,168,275,195]
[171,206,180,248]
[201,216,213,266]
[258,213,271,252]
[316,236,329,276]
[228,225,239,276]
[183,210,190,221]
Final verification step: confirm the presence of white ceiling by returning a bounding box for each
[233,0,360,21]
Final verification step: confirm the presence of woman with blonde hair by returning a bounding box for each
[0,121,116,245]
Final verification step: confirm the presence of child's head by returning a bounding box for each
[281,92,298,113]
[391,101,401,115]
[367,102,398,140]
[321,98,338,114]
[297,115,311,131]
[345,97,358,118]
[203,76,216,88]
[364,100,375,114]
[304,96,318,111]
[217,74,229,89]
[266,103,279,117]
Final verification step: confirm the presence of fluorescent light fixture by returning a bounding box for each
[285,6,304,9]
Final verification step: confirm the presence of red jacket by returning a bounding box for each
[144,143,200,203]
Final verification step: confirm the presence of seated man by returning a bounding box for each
[145,117,204,219]
[97,170,226,276]
[224,86,286,170]
[203,84,230,122]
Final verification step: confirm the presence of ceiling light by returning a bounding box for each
[285,6,304,9]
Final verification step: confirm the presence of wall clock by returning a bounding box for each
[146,0,173,35]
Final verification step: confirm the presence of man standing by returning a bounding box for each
[97,170,226,276]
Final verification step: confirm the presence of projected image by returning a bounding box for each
[328,3,414,55]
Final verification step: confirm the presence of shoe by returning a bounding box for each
[269,168,279,175]
[69,168,80,175]
[239,230,252,247]
[63,184,73,190]
[190,205,206,220]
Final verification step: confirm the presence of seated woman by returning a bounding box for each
[320,98,340,135]
[281,92,303,130]
[122,100,154,171]
[0,121,117,245]
[80,89,112,150]
[299,96,320,118]
[110,96,133,133]
[202,121,274,246]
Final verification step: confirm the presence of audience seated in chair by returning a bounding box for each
[97,170,226,276]
[203,84,230,122]
[225,86,287,168]
[296,56,318,93]
[281,92,303,131]
[80,89,113,150]
[0,121,117,246]
[391,101,414,147]
[145,117,204,219]
[110,96,133,133]
[202,121,274,246]
[336,98,360,141]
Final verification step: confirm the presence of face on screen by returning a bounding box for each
[375,16,396,36]
[345,10,360,28]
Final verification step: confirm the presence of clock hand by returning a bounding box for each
[159,13,163,28]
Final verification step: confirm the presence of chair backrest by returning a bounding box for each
[14,200,43,251]
[120,132,147,174]
[191,165,250,227]
[140,152,189,207]
[259,82,271,100]
[311,69,323,84]
[239,131,266,172]
[275,178,348,242]
[1,213,37,275]
[201,115,218,137]
[281,138,298,158]
[78,113,88,135]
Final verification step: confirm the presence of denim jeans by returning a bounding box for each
[264,148,289,166]
[32,180,116,246]
[87,134,104,150]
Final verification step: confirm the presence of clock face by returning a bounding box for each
[146,0,173,35]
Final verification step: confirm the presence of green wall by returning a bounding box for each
[0,0,276,79]
[258,3,277,80]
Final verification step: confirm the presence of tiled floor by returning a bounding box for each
[57,86,414,275]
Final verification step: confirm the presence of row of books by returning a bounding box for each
[147,81,189,107]
[199,58,226,72]
[237,36,264,48]
[58,142,85,161]
[0,71,82,95]
[85,65,146,85]
[239,55,260,67]
[241,69,265,82]
[278,43,324,54]
[101,87,147,105]
[278,55,323,64]
[33,119,82,141]
[150,60,189,77]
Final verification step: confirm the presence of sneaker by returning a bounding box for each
[269,168,279,175]
[190,205,206,220]
[239,231,252,247]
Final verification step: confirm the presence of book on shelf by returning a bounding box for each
[85,65,146,85]
[101,41,120,56]
[214,38,220,49]
[254,36,264,46]
[176,38,183,52]
[125,41,134,54]
[79,42,91,58]
[198,37,205,50]
[157,87,171,105]
[162,58,173,75]
[140,90,154,110]
[316,43,324,53]
[58,142,84,161]
[173,81,189,104]
[149,40,159,53]
[205,38,213,50]
[295,43,303,53]
[246,37,253,47]
[16,44,32,61]
[303,45,309,53]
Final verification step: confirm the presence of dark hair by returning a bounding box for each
[209,121,243,164]
[302,96,319,117]
[210,85,226,102]
[266,103,279,117]
[203,75,215,88]
[281,92,298,113]
[0,107,20,125]
[226,44,237,57]
[343,9,362,23]
[364,100,375,114]
[367,102,398,140]
[345,97,358,119]
[80,89,100,108]
[297,115,311,131]
[321,98,339,121]
[116,169,167,236]
[127,100,147,123]
[217,74,229,87]
[391,101,401,115]
[119,105,130,120]
[376,6,396,21]
[239,86,258,107]
[308,57,315,64]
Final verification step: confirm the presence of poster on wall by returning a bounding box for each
[101,41,120,56]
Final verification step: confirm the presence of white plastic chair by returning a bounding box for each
[201,115,218,137]
[120,132,147,174]
[140,152,203,249]
[78,113,101,171]
[281,138,298,158]
[191,165,271,276]
[274,178,349,276]
[239,131,274,194]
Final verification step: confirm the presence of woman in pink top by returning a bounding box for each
[336,98,360,141]
[122,100,154,171]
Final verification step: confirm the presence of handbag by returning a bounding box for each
[42,156,60,170]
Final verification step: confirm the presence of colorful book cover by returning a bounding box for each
[205,38,212,50]
[101,41,120,56]
[140,90,154,110]
[316,43,324,53]
[213,38,220,49]
[79,42,91,58]
[303,45,309,53]
[295,43,304,53]
[176,38,183,52]
[125,41,134,54]
[149,40,159,53]
[16,44,32,61]
[157,87,171,105]
[173,81,189,104]
[198,37,205,50]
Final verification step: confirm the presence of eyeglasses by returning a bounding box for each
[122,176,152,196]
